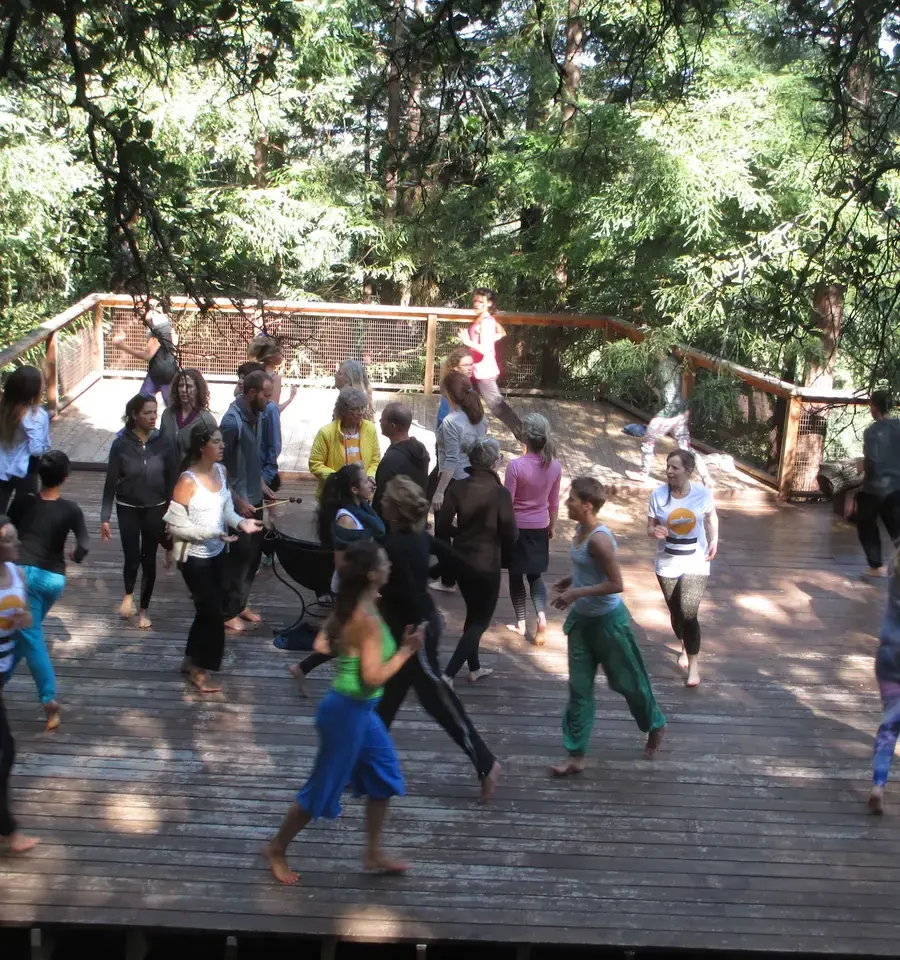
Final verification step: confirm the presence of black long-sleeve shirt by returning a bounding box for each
[378,529,454,637]
[101,429,177,522]
[9,493,89,574]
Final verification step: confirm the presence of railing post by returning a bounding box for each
[681,359,696,406]
[424,313,438,394]
[44,331,58,415]
[93,302,105,374]
[777,394,802,500]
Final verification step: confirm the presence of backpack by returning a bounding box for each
[147,323,178,386]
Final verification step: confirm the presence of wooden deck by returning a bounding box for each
[48,377,769,498]
[1,461,896,954]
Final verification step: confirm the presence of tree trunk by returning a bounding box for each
[384,0,403,224]
[561,0,583,128]
[253,133,268,188]
[805,282,843,389]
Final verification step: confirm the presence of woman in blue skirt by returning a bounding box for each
[263,540,424,884]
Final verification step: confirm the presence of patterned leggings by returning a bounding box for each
[509,573,547,623]
[657,573,708,656]
[873,681,900,787]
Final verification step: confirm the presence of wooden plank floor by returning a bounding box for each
[50,378,768,498]
[1,468,895,951]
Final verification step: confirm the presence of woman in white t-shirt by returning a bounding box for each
[646,450,718,688]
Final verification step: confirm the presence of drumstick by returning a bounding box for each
[253,496,302,512]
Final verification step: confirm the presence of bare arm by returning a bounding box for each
[553,531,623,609]
[358,615,419,689]
[112,335,158,362]
[704,506,719,561]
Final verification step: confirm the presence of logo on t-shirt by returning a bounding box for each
[667,508,697,536]
[0,592,26,633]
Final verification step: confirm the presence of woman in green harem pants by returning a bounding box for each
[550,477,667,775]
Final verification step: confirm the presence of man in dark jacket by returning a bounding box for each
[373,402,430,515]
[220,369,270,630]
[858,390,900,578]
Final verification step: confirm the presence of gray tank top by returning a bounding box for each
[570,522,622,617]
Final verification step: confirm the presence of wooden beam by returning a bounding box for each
[93,302,105,373]
[423,313,438,395]
[0,293,105,369]
[777,395,803,500]
[44,331,58,415]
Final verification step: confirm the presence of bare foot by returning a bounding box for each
[239,608,263,623]
[644,725,666,758]
[677,649,689,670]
[362,851,409,875]
[479,761,501,805]
[288,664,309,697]
[551,756,586,777]
[535,616,547,647]
[180,657,192,675]
[1,833,40,855]
[262,841,300,885]
[188,669,222,694]
[869,787,885,815]
[686,665,701,688]
[137,610,152,630]
[118,596,134,619]
[505,622,526,636]
[225,617,248,632]
[863,566,889,579]
[44,701,60,732]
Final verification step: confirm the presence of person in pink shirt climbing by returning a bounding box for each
[504,413,562,645]
[457,288,522,441]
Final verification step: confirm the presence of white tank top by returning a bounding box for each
[184,464,230,559]
[0,562,27,674]
[330,509,364,593]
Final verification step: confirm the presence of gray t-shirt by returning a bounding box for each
[436,411,488,481]
[863,418,900,498]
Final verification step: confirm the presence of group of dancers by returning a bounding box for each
[0,289,898,870]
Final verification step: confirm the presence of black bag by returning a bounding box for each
[147,324,178,386]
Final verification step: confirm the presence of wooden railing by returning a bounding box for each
[1,293,870,497]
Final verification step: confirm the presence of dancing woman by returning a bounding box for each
[551,477,666,776]
[101,394,177,629]
[437,438,517,686]
[0,366,50,515]
[164,426,262,693]
[263,540,423,884]
[159,368,218,460]
[7,451,89,731]
[504,413,562,645]
[0,515,39,855]
[869,541,900,814]
[110,301,178,405]
[378,477,501,803]
[646,450,718,688]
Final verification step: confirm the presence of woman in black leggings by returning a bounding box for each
[436,437,517,686]
[646,450,718,687]
[101,394,177,629]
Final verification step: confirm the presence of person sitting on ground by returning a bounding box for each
[309,386,381,501]
[551,477,667,775]
[373,402,430,516]
[856,390,900,579]
[159,368,218,460]
[335,359,374,420]
[7,451,88,732]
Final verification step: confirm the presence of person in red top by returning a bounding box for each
[457,288,522,440]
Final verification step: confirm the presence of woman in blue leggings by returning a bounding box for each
[870,547,900,814]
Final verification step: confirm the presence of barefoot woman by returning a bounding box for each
[264,540,423,884]
[551,477,666,775]
[164,427,262,693]
[646,450,718,688]
[0,515,39,854]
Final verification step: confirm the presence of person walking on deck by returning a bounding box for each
[551,477,666,775]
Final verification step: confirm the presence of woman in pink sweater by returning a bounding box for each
[504,413,562,644]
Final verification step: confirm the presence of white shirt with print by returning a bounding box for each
[648,482,714,577]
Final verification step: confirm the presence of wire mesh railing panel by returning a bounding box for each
[57,322,97,398]
[792,402,829,494]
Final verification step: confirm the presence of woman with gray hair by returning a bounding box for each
[505,413,562,645]
[334,359,374,420]
[435,437,517,685]
[309,386,381,500]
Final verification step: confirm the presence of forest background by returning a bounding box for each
[1,0,899,458]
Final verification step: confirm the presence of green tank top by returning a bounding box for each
[332,613,397,700]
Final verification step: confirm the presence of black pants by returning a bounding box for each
[117,503,167,609]
[224,506,264,619]
[378,612,496,779]
[435,478,461,588]
[0,692,15,837]
[0,459,39,516]
[657,573,708,656]
[856,490,900,569]
[182,552,227,671]
[445,568,502,677]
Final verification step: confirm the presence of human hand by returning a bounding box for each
[652,525,668,541]
[238,519,263,535]
[552,576,571,592]
[552,587,580,610]
[112,333,126,344]
[431,493,443,513]
[401,623,425,654]
[100,522,111,541]
[261,483,275,502]
[705,540,718,562]
[289,384,298,399]
[220,533,239,543]
[9,609,31,630]
[234,497,255,519]
[548,525,555,540]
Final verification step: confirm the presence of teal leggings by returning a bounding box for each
[11,566,66,705]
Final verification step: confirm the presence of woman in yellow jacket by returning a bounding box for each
[309,387,381,499]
